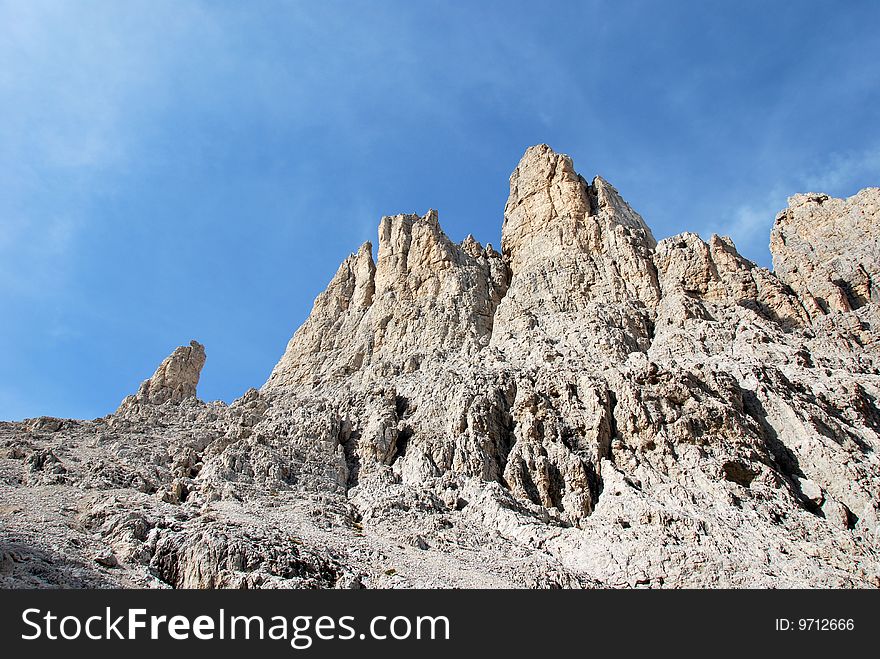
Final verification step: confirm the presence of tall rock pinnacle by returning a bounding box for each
[118,340,206,411]
[491,144,660,367]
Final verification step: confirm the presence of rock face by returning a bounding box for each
[492,144,659,368]
[265,210,508,389]
[119,340,206,410]
[771,190,880,319]
[1,145,879,589]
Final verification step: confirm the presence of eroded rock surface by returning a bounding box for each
[119,340,207,410]
[771,189,880,319]
[1,145,878,588]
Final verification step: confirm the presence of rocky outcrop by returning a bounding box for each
[492,144,659,368]
[265,211,508,390]
[1,144,879,589]
[771,189,880,319]
[118,340,206,411]
[654,232,810,327]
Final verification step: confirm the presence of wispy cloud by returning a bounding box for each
[699,188,787,268]
[700,145,880,268]
[1,1,877,420]
[802,147,880,193]
[0,0,212,297]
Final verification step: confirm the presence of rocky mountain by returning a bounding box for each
[2,144,878,588]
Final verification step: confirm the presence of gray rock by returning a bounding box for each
[94,548,118,568]
[1,144,878,589]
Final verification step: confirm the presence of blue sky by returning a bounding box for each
[2,0,879,420]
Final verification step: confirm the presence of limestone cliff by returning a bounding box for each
[1,145,878,589]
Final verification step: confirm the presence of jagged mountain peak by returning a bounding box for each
[2,146,879,589]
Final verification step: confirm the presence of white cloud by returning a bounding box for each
[802,148,880,193]
[0,1,212,297]
[701,145,880,268]
[700,188,786,268]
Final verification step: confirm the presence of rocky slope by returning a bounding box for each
[2,144,878,588]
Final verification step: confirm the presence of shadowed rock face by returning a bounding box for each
[2,145,879,589]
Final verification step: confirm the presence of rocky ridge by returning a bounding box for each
[1,144,878,588]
